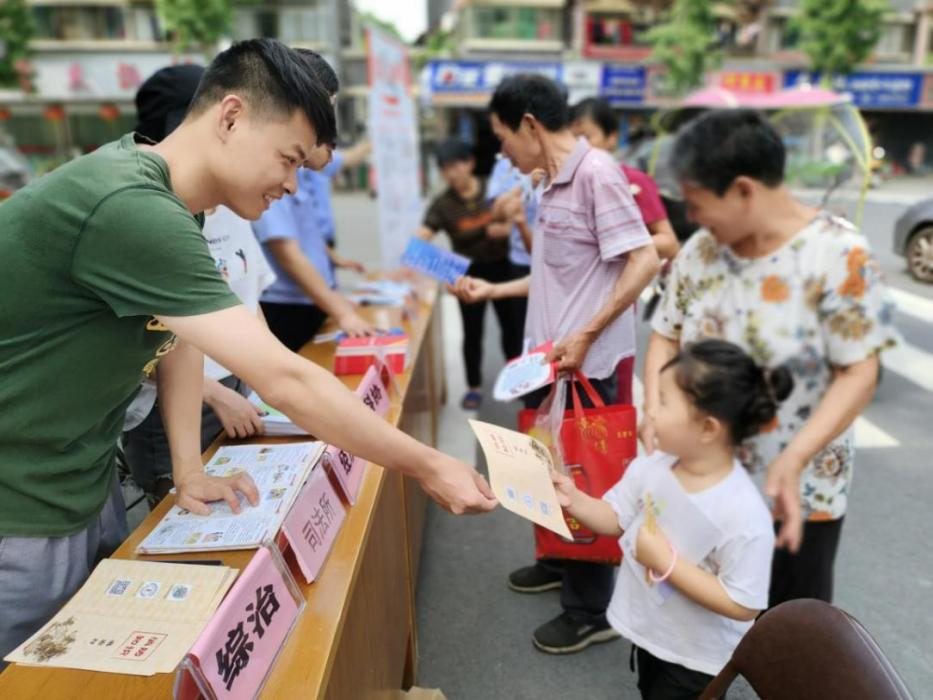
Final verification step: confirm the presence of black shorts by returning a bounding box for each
[633,646,718,700]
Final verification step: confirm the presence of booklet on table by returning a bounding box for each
[4,559,238,676]
[136,442,326,554]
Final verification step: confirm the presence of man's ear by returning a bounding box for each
[732,175,757,201]
[216,94,246,142]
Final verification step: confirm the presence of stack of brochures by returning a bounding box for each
[248,393,308,437]
[334,335,409,375]
[348,279,414,307]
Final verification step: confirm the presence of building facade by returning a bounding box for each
[423,0,933,173]
[0,0,371,167]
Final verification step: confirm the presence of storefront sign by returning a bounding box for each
[426,60,561,102]
[563,61,603,104]
[600,65,648,106]
[718,71,777,94]
[31,53,200,100]
[784,70,923,108]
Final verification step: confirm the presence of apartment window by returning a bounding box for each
[32,6,126,41]
[876,22,913,57]
[765,16,799,53]
[280,6,333,44]
[127,8,162,42]
[472,6,560,41]
[587,13,652,48]
[255,10,278,38]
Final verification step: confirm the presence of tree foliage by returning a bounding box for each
[792,0,889,77]
[646,0,722,96]
[155,0,233,52]
[357,11,405,43]
[0,0,34,90]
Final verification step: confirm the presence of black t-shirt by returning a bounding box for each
[423,178,508,263]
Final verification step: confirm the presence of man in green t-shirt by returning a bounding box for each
[0,39,496,659]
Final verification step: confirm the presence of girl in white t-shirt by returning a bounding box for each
[553,339,792,699]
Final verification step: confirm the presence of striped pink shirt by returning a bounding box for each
[526,138,652,379]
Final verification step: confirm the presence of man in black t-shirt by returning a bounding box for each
[417,139,522,410]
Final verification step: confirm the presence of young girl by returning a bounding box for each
[553,339,793,699]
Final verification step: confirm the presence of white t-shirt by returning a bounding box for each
[603,451,775,676]
[201,206,276,380]
[122,207,275,431]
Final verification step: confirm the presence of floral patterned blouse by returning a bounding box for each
[653,213,898,521]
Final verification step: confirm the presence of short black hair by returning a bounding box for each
[570,97,617,138]
[662,339,794,445]
[435,138,474,168]
[672,109,785,196]
[489,74,569,133]
[188,38,337,147]
[295,48,339,97]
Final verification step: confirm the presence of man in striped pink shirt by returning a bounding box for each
[455,75,659,654]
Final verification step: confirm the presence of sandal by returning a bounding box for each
[461,390,483,411]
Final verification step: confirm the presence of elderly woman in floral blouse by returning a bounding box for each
[641,110,898,607]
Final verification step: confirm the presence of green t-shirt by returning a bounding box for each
[0,133,240,537]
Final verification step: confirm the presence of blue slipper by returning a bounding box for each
[461,390,483,410]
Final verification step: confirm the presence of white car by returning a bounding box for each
[893,199,933,283]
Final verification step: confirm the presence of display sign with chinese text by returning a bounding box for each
[783,70,923,108]
[600,65,648,106]
[367,27,423,269]
[281,465,346,583]
[324,364,392,503]
[176,545,303,700]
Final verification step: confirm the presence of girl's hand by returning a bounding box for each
[550,469,577,508]
[635,524,673,573]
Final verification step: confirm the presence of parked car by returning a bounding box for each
[893,199,933,283]
[0,144,31,201]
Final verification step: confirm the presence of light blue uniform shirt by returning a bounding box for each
[298,151,343,245]
[486,155,536,267]
[253,173,337,306]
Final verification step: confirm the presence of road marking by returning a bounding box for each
[854,416,900,449]
[882,340,933,392]
[889,287,933,324]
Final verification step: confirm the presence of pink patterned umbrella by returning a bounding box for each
[680,84,849,110]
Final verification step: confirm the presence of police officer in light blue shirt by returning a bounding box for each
[299,143,372,278]
[253,165,374,351]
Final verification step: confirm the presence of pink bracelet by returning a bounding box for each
[649,542,678,583]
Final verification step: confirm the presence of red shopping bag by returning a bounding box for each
[518,373,637,564]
